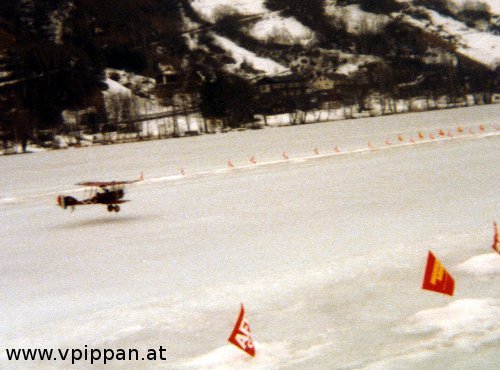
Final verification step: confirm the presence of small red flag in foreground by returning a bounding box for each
[228,304,255,357]
[422,251,455,296]
[493,222,499,254]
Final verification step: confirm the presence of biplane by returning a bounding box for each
[57,174,143,212]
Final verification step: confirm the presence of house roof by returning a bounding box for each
[256,74,304,85]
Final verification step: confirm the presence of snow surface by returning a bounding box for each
[456,253,500,276]
[0,105,499,369]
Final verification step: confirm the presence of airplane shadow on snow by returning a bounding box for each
[53,214,156,230]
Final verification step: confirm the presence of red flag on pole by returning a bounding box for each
[228,304,255,357]
[493,222,499,254]
[422,251,455,296]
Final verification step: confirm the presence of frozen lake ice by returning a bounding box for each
[0,105,499,369]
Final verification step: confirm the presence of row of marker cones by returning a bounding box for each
[229,222,499,358]
[383,123,491,148]
[178,123,497,175]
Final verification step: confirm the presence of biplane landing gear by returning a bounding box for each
[107,205,120,212]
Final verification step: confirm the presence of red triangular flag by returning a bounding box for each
[228,304,255,357]
[493,222,499,254]
[422,251,455,296]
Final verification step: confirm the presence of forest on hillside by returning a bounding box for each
[0,0,498,149]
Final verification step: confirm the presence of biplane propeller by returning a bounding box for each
[57,173,143,212]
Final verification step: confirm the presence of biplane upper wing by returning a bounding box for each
[76,180,138,187]
[76,173,143,187]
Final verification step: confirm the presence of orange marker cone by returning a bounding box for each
[457,127,464,133]
[479,124,485,132]
[228,159,235,168]
[398,134,404,142]
[439,129,445,137]
[282,152,289,160]
[250,156,256,164]
[418,131,425,139]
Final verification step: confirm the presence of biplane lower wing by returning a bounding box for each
[57,196,129,207]
[57,195,129,212]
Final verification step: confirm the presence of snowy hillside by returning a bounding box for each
[212,35,288,75]
[1,0,499,146]
[324,4,392,35]
[245,14,315,46]
[402,7,500,68]
[185,0,500,74]
[190,0,266,21]
[447,0,500,16]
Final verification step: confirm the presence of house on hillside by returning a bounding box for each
[256,74,307,95]
[311,75,335,91]
[309,74,348,109]
[254,75,310,114]
[156,63,181,86]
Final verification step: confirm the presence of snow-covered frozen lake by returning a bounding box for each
[1,105,499,369]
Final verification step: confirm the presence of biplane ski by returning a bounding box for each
[57,173,143,212]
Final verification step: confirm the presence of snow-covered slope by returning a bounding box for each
[190,0,266,22]
[447,0,500,15]
[212,34,288,75]
[402,8,500,69]
[246,13,315,45]
[187,0,500,74]
[325,4,392,35]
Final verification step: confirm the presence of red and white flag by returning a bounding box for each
[422,251,455,296]
[228,304,255,357]
[493,222,499,254]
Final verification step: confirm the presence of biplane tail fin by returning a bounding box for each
[57,195,79,209]
[57,195,65,209]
